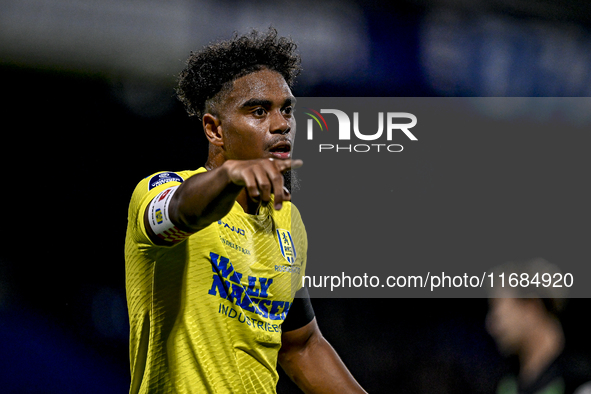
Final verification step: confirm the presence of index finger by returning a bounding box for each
[271,158,303,173]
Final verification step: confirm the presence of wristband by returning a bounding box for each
[148,186,192,244]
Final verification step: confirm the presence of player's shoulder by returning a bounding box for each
[287,201,303,220]
[273,201,305,229]
[126,168,206,244]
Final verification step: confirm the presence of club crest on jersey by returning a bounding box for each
[276,229,296,264]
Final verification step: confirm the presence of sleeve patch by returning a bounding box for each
[148,172,184,190]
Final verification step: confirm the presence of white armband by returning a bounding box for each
[147,186,192,244]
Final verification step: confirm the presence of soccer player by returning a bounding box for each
[124,28,367,393]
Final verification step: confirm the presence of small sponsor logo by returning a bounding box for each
[158,188,172,201]
[217,220,246,236]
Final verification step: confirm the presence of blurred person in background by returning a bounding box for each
[486,258,591,394]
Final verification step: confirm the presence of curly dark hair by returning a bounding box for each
[176,28,302,121]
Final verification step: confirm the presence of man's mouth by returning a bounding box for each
[268,141,292,159]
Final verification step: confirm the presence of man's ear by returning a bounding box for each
[203,113,223,147]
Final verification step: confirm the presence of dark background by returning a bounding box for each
[1,0,591,392]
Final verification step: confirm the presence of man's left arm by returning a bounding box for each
[278,295,367,394]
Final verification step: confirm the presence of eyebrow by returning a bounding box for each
[240,96,297,109]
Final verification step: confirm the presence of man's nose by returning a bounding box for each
[270,110,291,135]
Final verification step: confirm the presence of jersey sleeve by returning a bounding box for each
[126,170,203,248]
[290,203,308,293]
[282,286,315,332]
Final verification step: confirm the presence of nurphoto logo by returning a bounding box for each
[303,108,418,153]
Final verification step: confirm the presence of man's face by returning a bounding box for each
[216,68,296,161]
[486,295,532,355]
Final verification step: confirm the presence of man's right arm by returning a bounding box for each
[144,158,302,245]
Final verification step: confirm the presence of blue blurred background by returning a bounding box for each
[1,0,591,392]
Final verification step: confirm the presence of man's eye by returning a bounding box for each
[254,108,266,116]
[283,106,293,115]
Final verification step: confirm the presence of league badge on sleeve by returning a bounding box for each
[276,229,296,264]
[148,172,184,190]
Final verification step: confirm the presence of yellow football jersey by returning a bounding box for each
[125,168,308,394]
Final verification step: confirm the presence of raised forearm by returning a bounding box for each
[171,163,243,232]
[170,158,301,231]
